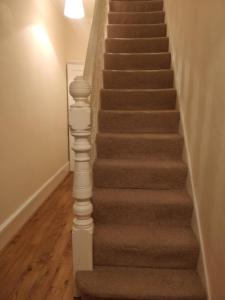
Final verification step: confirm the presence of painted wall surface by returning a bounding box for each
[0,0,68,225]
[64,17,92,62]
[164,1,225,299]
[64,0,95,62]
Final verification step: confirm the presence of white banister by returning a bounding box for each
[69,77,93,297]
[69,0,109,296]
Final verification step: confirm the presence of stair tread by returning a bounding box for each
[97,132,182,139]
[107,36,168,39]
[100,109,179,113]
[110,0,164,2]
[106,37,168,40]
[107,24,166,38]
[94,223,198,268]
[105,52,170,55]
[97,132,183,160]
[109,11,164,14]
[95,158,186,167]
[105,37,169,53]
[110,0,164,13]
[93,188,193,227]
[95,223,198,249]
[102,87,176,91]
[99,110,179,134]
[77,267,206,300]
[108,23,166,26]
[94,158,187,189]
[93,188,192,207]
[103,69,173,89]
[101,89,177,110]
[104,53,171,70]
[104,69,173,72]
[108,11,164,14]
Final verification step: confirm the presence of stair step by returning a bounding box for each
[97,133,183,160]
[77,267,206,300]
[104,53,171,70]
[103,70,173,89]
[110,1,164,13]
[105,37,169,53]
[94,159,187,189]
[99,110,180,133]
[108,11,165,24]
[107,24,166,38]
[101,89,176,110]
[94,224,198,268]
[93,188,193,226]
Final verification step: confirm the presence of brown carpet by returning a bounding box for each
[77,0,207,299]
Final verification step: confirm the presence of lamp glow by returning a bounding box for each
[64,0,84,19]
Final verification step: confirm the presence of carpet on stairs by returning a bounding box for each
[77,0,207,299]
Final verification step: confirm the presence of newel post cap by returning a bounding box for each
[69,76,91,100]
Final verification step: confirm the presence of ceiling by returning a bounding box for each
[52,0,95,19]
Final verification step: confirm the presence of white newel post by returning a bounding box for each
[69,76,93,297]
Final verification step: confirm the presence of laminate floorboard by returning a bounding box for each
[0,174,74,300]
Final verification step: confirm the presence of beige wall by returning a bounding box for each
[64,17,92,62]
[164,1,225,299]
[64,0,95,62]
[0,0,68,227]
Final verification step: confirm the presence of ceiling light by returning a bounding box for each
[64,0,84,19]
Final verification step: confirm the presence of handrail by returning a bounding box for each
[83,0,108,84]
[83,0,109,162]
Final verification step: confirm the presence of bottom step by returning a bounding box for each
[77,267,206,300]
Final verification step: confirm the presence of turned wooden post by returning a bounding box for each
[69,76,93,297]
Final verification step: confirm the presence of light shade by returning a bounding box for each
[64,0,84,19]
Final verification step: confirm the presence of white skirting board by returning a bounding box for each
[0,162,70,251]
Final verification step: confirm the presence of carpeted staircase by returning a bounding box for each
[77,1,207,299]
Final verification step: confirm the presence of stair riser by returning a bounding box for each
[104,53,171,70]
[110,1,164,12]
[93,204,192,227]
[107,24,166,38]
[108,12,165,24]
[99,111,180,134]
[94,164,187,189]
[105,38,169,53]
[101,90,176,110]
[97,135,183,160]
[103,70,173,89]
[94,246,198,269]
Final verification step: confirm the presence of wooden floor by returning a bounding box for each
[0,174,74,300]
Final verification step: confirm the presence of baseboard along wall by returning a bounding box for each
[0,162,70,251]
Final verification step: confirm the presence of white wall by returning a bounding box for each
[164,1,225,299]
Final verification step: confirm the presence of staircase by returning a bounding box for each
[76,1,206,299]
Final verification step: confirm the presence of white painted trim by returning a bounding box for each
[0,162,70,251]
[164,4,211,299]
